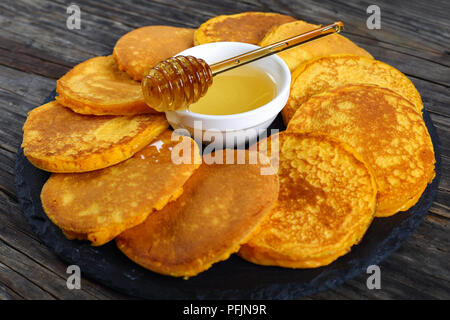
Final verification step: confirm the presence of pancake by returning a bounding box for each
[259,21,373,72]
[22,101,168,172]
[56,55,157,115]
[239,132,377,268]
[116,150,279,278]
[194,12,296,45]
[282,54,423,124]
[113,26,194,81]
[41,130,201,246]
[287,84,435,217]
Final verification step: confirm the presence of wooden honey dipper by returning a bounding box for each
[141,21,344,112]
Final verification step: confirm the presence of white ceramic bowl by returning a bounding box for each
[165,42,291,147]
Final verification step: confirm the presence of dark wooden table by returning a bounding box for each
[0,0,448,300]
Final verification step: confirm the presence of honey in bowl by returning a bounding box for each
[188,65,277,115]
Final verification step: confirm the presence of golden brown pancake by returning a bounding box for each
[287,85,435,217]
[194,12,296,45]
[282,54,423,124]
[116,150,279,278]
[240,132,377,268]
[113,26,194,81]
[22,101,168,173]
[41,130,201,246]
[56,55,157,115]
[260,21,373,72]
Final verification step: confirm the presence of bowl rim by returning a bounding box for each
[167,41,291,121]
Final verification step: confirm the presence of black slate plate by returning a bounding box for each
[14,90,441,299]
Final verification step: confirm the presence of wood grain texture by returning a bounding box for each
[0,0,448,299]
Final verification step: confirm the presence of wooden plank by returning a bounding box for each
[0,0,447,300]
[53,0,205,28]
[0,260,55,300]
[0,206,127,299]
[439,156,450,191]
[0,0,447,83]
[0,12,105,65]
[0,281,23,300]
[312,214,450,299]
[0,66,56,106]
[0,234,119,299]
[0,0,125,49]
[413,78,450,118]
[0,43,71,80]
[0,150,17,200]
[430,189,450,218]
[256,0,450,53]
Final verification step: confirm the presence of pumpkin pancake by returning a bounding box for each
[260,21,373,72]
[282,54,423,124]
[41,130,201,246]
[116,150,279,278]
[113,26,194,81]
[56,55,157,115]
[22,101,168,172]
[194,12,296,45]
[239,132,377,268]
[287,85,435,217]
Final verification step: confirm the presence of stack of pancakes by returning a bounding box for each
[21,12,435,278]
